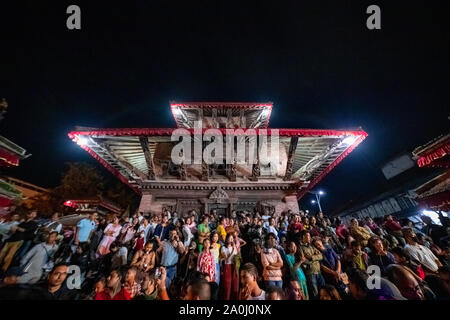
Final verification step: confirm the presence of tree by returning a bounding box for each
[104,180,139,213]
[23,162,139,216]
[53,162,105,199]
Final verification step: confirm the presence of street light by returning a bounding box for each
[309,190,324,213]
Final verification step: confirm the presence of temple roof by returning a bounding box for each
[0,135,31,167]
[412,133,450,168]
[170,102,273,129]
[68,126,367,199]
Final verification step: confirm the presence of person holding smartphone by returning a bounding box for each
[156,229,185,289]
[220,233,239,300]
[136,267,169,300]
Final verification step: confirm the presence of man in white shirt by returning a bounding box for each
[166,210,172,220]
[18,231,59,284]
[0,213,20,242]
[75,212,97,245]
[402,227,442,273]
[265,218,279,241]
[41,212,62,234]
[261,215,271,229]
[138,218,152,244]
[150,215,158,230]
[172,212,178,225]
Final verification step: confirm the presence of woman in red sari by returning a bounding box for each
[197,238,216,282]
[220,233,239,300]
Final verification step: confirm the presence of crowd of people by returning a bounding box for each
[0,207,449,300]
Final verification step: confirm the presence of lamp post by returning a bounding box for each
[310,190,324,213]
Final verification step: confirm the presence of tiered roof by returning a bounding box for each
[170,102,273,129]
[69,102,367,200]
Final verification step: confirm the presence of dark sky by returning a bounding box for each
[0,0,449,212]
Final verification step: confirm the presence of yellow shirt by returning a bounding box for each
[217,224,227,241]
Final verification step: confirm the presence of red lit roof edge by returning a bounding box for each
[69,127,367,138]
[169,102,273,108]
[296,133,368,200]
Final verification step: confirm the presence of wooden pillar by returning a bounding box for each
[284,136,299,181]
[178,150,187,181]
[239,109,246,127]
[249,136,260,181]
[227,161,237,181]
[139,136,155,180]
[229,202,234,217]
[212,108,218,128]
[227,108,233,128]
[201,141,209,181]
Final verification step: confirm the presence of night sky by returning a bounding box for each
[0,1,449,212]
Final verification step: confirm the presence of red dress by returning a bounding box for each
[133,237,145,251]
[220,246,239,300]
[197,250,216,282]
[94,288,131,300]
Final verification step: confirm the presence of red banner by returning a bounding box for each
[417,142,450,168]
[0,196,13,208]
[0,148,20,167]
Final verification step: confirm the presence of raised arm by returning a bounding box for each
[176,241,185,254]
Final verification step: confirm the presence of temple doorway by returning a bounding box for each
[208,203,229,216]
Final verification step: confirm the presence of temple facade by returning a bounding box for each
[69,102,367,217]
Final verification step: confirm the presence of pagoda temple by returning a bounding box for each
[69,102,367,217]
